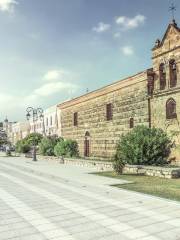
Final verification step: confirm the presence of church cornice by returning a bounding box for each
[153,86,180,98]
[58,70,148,109]
[152,46,180,59]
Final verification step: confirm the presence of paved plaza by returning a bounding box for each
[0,157,180,240]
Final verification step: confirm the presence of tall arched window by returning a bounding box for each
[159,63,166,90]
[169,59,177,88]
[166,98,177,119]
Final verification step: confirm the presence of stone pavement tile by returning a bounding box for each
[0,212,20,220]
[127,217,161,228]
[73,228,114,240]
[139,222,175,234]
[104,208,132,218]
[116,213,143,223]
[109,223,131,232]
[17,233,47,240]
[0,227,38,240]
[55,216,91,228]
[156,228,180,240]
[65,222,102,234]
[122,229,150,239]
[137,236,161,240]
[0,217,24,226]
[0,221,32,233]
[41,208,72,216]
[165,218,180,227]
[98,233,131,240]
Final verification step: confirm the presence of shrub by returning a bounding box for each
[54,140,66,157]
[24,133,43,146]
[15,140,31,153]
[114,125,172,173]
[54,139,79,158]
[39,136,63,156]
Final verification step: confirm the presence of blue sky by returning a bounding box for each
[0,0,179,121]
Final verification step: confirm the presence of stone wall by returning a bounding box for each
[59,71,149,159]
[123,165,180,179]
[36,155,180,179]
[37,155,114,171]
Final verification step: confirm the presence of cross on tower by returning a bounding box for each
[169,2,176,21]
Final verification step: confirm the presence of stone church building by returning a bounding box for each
[58,20,180,160]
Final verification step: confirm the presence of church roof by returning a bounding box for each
[153,20,180,50]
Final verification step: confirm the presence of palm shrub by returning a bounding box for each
[114,125,172,173]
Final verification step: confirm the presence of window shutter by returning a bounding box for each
[130,118,134,128]
[106,104,112,121]
[73,112,78,126]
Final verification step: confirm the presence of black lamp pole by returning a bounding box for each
[26,107,44,161]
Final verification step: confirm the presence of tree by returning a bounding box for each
[24,133,43,146]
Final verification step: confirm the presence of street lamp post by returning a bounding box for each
[26,107,44,162]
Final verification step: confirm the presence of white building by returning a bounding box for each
[28,105,61,137]
[44,105,61,136]
[11,121,30,144]
[29,118,45,135]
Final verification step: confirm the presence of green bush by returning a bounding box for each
[24,133,43,146]
[54,140,66,157]
[114,125,172,173]
[54,139,79,158]
[15,140,31,153]
[39,136,63,156]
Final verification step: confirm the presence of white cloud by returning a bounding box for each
[32,68,78,97]
[44,70,66,82]
[93,22,111,33]
[116,15,146,30]
[121,46,134,56]
[34,81,77,97]
[0,68,78,121]
[0,0,18,12]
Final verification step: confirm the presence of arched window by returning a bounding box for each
[166,98,177,119]
[159,63,166,90]
[169,59,177,88]
[85,131,90,137]
[129,118,134,128]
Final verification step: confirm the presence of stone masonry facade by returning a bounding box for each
[58,21,180,161]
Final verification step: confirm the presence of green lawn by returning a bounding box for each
[93,171,180,202]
